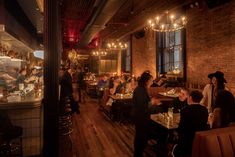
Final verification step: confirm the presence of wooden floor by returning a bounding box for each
[69,98,135,157]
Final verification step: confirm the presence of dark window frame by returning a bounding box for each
[157,29,186,81]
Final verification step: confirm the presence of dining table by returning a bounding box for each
[150,113,180,130]
[109,94,133,122]
[150,113,180,144]
[158,92,179,98]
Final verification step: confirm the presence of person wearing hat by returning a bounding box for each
[200,71,228,113]
[209,90,235,128]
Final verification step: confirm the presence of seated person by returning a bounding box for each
[97,75,109,99]
[25,68,39,83]
[210,90,235,128]
[173,90,208,157]
[16,68,27,84]
[125,77,137,93]
[170,87,189,113]
[201,71,228,114]
[117,74,128,93]
[97,74,109,89]
[106,77,120,106]
[109,76,121,95]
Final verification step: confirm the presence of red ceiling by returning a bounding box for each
[61,0,96,47]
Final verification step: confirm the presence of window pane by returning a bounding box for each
[169,32,175,47]
[158,33,162,47]
[174,47,180,62]
[164,63,170,72]
[164,49,169,64]
[175,30,181,45]
[165,32,169,47]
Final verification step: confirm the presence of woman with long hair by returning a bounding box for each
[201,71,228,113]
[132,71,160,157]
[211,90,235,128]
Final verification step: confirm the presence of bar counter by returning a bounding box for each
[0,97,43,156]
[0,97,42,109]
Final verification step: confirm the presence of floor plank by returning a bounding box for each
[70,98,134,157]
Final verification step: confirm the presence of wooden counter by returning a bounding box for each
[0,97,42,109]
[0,97,43,156]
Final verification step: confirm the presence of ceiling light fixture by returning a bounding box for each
[148,10,187,32]
[91,49,107,57]
[106,41,128,50]
[68,49,77,61]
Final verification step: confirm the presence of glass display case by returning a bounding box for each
[0,42,43,156]
[0,53,43,103]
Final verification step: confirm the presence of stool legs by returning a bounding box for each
[9,136,23,157]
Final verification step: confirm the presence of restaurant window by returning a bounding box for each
[121,42,131,73]
[157,29,186,79]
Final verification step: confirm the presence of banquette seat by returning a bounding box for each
[192,126,235,157]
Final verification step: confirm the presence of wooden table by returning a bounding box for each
[150,113,180,130]
[109,94,133,122]
[109,94,132,101]
[85,81,98,98]
[158,92,179,98]
[109,93,174,102]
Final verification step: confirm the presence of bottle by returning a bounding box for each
[168,107,174,123]
[168,107,173,118]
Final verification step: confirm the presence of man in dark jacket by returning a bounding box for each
[173,90,208,157]
[59,66,79,113]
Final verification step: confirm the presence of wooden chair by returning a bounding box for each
[100,88,112,118]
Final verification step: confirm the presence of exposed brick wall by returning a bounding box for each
[131,29,157,78]
[187,1,235,94]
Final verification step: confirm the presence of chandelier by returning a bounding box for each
[68,49,77,61]
[106,41,128,50]
[91,50,107,56]
[148,11,187,32]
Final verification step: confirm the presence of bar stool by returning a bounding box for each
[0,126,23,157]
[59,97,73,136]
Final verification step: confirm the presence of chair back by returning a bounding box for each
[192,126,235,157]
[101,88,110,106]
[148,87,165,97]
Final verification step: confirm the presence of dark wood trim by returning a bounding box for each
[4,0,40,42]
[182,28,187,81]
[43,0,61,156]
[157,32,165,75]
[130,34,133,74]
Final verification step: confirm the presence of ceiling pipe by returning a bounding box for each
[79,0,127,47]
[81,0,107,35]
[109,0,188,40]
